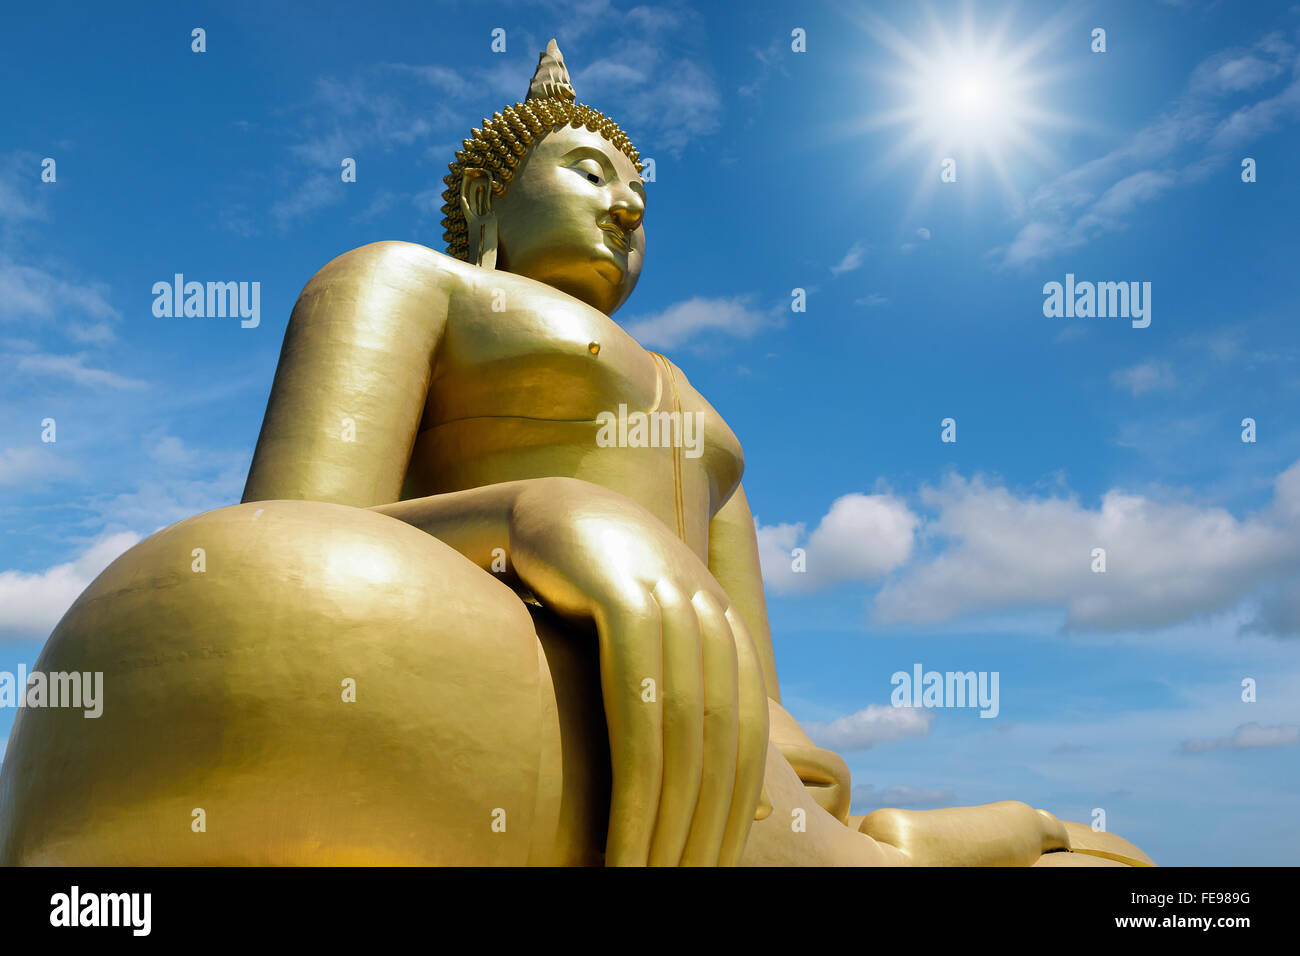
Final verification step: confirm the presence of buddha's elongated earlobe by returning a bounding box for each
[460,167,498,270]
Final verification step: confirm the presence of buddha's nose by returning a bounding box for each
[610,192,644,233]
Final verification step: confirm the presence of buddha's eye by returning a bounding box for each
[569,158,605,186]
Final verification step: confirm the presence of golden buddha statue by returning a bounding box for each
[0,41,1150,867]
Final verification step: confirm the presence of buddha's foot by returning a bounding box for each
[741,743,1153,866]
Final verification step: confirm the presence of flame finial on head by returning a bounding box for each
[527,39,576,102]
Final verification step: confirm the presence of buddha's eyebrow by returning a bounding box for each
[559,145,619,178]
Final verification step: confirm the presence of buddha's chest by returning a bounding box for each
[425,284,662,425]
[412,280,746,522]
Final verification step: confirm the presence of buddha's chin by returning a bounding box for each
[539,261,634,315]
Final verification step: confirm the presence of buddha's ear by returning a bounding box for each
[460,167,498,270]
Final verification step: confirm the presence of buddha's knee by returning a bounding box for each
[0,500,590,864]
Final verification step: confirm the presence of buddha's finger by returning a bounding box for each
[679,590,740,866]
[646,581,705,866]
[717,606,769,866]
[596,595,664,867]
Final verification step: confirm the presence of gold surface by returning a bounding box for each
[0,40,1150,867]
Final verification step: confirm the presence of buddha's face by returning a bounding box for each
[492,124,646,315]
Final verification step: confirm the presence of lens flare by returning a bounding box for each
[843,2,1081,214]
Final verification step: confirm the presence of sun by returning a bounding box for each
[897,43,1047,167]
[844,2,1080,211]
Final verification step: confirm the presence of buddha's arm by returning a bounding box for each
[706,485,779,700]
[242,241,451,507]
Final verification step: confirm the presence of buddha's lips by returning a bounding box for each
[599,222,629,251]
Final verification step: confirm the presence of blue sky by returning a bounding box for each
[2,0,1298,865]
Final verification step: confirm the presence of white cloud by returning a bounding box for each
[0,433,247,642]
[0,533,140,641]
[803,704,934,752]
[622,295,772,349]
[761,461,1300,636]
[871,464,1300,632]
[1111,360,1176,395]
[757,492,918,595]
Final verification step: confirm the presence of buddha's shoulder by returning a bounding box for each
[303,241,474,297]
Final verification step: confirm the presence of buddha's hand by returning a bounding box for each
[507,477,770,866]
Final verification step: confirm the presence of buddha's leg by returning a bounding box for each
[0,500,608,865]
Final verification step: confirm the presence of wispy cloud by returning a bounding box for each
[0,157,121,344]
[1111,360,1177,395]
[270,172,345,233]
[738,39,790,99]
[0,446,76,487]
[87,432,247,532]
[567,4,721,154]
[11,352,147,391]
[1181,721,1299,753]
[0,259,119,328]
[260,8,724,232]
[830,241,868,276]
[0,151,49,231]
[851,783,956,811]
[994,32,1300,267]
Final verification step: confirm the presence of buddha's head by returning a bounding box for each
[440,40,646,316]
